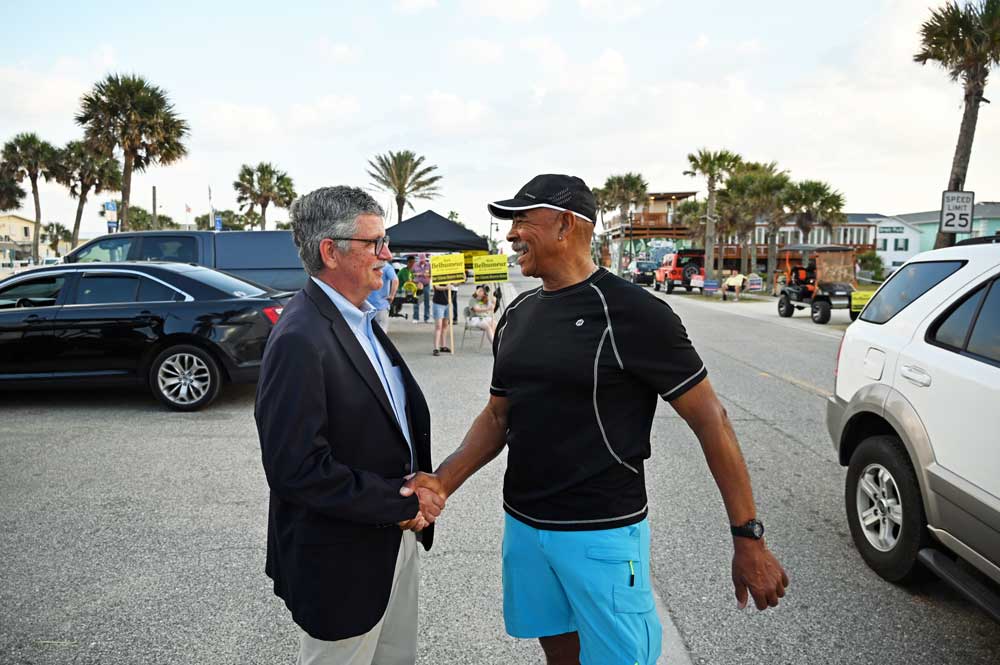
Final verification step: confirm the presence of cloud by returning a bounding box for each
[289,95,362,130]
[310,38,359,65]
[693,34,709,51]
[469,0,549,22]
[424,91,491,134]
[451,38,504,65]
[578,0,651,22]
[394,0,437,14]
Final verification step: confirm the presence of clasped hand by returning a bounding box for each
[397,472,448,532]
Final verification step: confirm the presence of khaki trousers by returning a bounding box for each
[298,531,418,665]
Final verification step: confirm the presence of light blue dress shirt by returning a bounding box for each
[366,263,397,311]
[311,277,414,469]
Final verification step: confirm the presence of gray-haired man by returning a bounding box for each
[255,186,444,664]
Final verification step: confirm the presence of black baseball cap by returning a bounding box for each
[488,174,596,223]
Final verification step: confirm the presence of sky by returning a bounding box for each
[3,0,999,245]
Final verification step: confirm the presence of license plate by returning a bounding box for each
[830,297,848,307]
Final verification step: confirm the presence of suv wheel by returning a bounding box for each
[845,435,930,583]
[811,300,831,324]
[150,344,222,411]
[778,294,794,317]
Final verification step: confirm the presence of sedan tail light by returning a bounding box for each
[262,306,283,325]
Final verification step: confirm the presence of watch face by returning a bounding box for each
[752,521,764,538]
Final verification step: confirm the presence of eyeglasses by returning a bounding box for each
[327,235,390,255]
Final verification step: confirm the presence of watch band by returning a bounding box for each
[730,518,764,539]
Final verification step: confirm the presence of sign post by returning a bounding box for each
[214,214,223,231]
[430,253,466,353]
[103,201,118,233]
[940,191,974,235]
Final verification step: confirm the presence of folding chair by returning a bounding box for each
[460,306,488,351]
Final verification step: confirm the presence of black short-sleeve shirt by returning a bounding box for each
[491,268,706,530]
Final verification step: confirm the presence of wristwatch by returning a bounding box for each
[730,518,765,540]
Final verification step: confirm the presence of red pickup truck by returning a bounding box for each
[653,250,706,293]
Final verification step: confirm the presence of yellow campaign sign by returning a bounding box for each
[851,290,876,312]
[473,255,509,284]
[430,253,466,285]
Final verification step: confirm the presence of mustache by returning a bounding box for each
[511,242,528,253]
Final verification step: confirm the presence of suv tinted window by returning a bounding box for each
[74,237,134,262]
[967,281,1000,362]
[138,277,182,303]
[214,231,302,269]
[860,261,964,324]
[76,275,140,304]
[929,284,986,350]
[0,275,66,308]
[139,236,197,263]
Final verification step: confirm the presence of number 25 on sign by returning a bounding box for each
[940,191,974,234]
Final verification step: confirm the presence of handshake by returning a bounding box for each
[397,472,447,532]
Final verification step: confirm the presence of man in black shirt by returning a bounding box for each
[404,174,788,665]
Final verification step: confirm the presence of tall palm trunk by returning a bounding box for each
[120,153,134,232]
[936,77,985,249]
[767,230,779,292]
[740,230,751,275]
[30,174,41,263]
[396,196,405,224]
[260,201,269,230]
[705,179,718,283]
[72,185,90,247]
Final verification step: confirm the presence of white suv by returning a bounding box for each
[827,237,1000,620]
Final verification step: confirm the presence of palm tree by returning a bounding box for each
[367,150,442,224]
[604,173,648,267]
[42,222,72,256]
[786,180,846,243]
[915,0,1000,249]
[0,162,25,212]
[53,141,122,247]
[233,163,296,230]
[2,133,58,263]
[675,199,706,242]
[76,74,189,232]
[592,186,613,228]
[684,148,742,282]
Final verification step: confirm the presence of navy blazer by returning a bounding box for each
[255,278,434,642]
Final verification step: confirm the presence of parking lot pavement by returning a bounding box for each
[2,276,997,665]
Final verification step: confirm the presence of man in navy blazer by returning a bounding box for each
[255,186,445,665]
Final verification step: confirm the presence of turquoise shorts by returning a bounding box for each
[502,514,662,665]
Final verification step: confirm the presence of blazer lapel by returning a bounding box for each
[304,281,405,442]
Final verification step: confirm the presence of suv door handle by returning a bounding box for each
[901,365,932,388]
[24,314,47,323]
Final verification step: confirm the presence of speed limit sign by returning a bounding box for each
[940,191,974,234]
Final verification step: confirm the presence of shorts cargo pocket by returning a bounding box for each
[585,546,641,562]
[612,584,654,613]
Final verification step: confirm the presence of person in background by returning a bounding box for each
[413,254,431,323]
[367,261,397,330]
[432,283,452,356]
[722,270,747,302]
[467,284,497,342]
[396,256,417,320]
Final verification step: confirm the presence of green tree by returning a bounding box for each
[684,149,743,283]
[76,74,189,232]
[194,209,248,231]
[724,162,790,277]
[603,173,648,266]
[100,200,177,230]
[42,222,72,255]
[52,140,122,247]
[674,199,706,243]
[367,150,442,224]
[233,162,296,230]
[591,186,613,228]
[785,180,846,243]
[2,133,59,263]
[915,0,1000,249]
[0,162,25,212]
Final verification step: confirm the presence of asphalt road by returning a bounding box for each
[0,269,997,664]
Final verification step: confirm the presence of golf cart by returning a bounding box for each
[775,244,857,324]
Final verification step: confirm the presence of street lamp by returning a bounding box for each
[488,219,499,251]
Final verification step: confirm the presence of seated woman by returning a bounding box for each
[467,285,497,342]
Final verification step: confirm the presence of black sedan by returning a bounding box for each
[627,260,658,286]
[0,262,291,411]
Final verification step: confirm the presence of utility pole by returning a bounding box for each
[152,186,158,229]
[208,186,214,231]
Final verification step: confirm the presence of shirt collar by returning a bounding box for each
[311,276,376,335]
